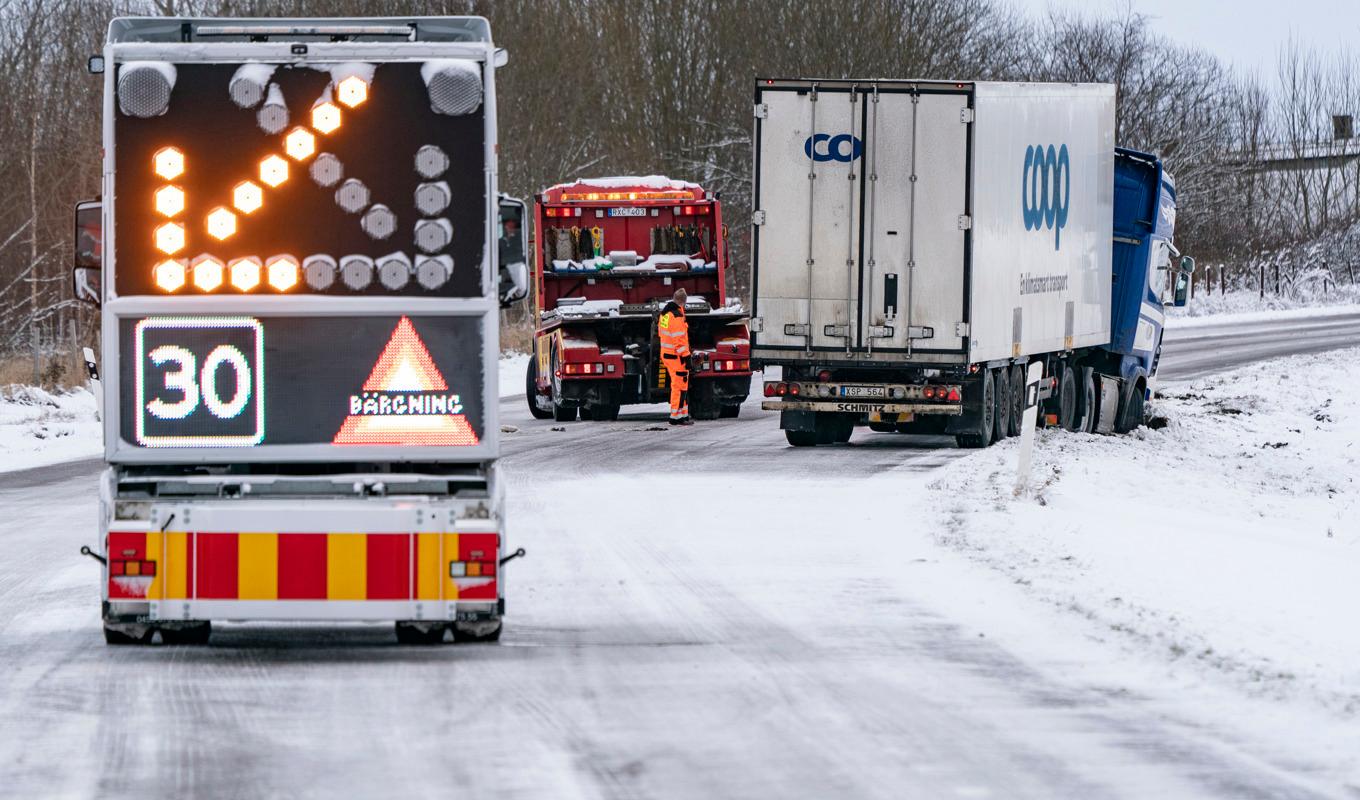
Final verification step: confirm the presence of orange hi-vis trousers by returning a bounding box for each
[662,355,689,420]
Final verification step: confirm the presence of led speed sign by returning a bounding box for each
[112,59,487,298]
[120,315,485,449]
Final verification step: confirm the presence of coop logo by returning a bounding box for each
[803,133,863,163]
[1022,144,1070,250]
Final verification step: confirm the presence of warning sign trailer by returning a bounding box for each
[73,16,525,644]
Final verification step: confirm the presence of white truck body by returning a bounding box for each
[751,80,1115,366]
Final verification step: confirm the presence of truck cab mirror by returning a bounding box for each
[1179,255,1196,275]
[493,48,509,69]
[497,195,529,308]
[88,55,105,74]
[1173,272,1190,307]
[73,200,102,307]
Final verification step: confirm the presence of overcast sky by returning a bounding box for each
[1020,0,1360,80]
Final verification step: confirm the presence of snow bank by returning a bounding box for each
[498,353,529,398]
[924,347,1360,723]
[1169,284,1360,318]
[0,386,100,473]
[1166,302,1360,330]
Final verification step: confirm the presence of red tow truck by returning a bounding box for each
[525,177,751,421]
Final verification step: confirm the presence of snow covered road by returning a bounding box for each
[0,314,1357,798]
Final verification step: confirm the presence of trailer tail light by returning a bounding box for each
[817,370,832,382]
[110,559,157,577]
[775,382,787,396]
[763,382,775,397]
[923,386,937,400]
[788,383,800,396]
[674,205,712,216]
[946,387,962,402]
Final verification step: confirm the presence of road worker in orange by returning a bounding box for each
[658,288,694,426]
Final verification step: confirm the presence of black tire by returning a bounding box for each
[103,625,150,645]
[832,417,854,444]
[1008,365,1026,436]
[1058,364,1079,431]
[1079,370,1097,433]
[786,428,819,447]
[590,403,620,422]
[526,358,553,420]
[549,350,577,421]
[718,404,741,419]
[993,367,1012,439]
[395,622,447,644]
[161,622,211,645]
[1116,380,1146,434]
[955,369,995,449]
[454,620,503,643]
[690,389,721,421]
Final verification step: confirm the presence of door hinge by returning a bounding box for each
[751,210,766,225]
[823,324,851,339]
[754,103,769,119]
[957,215,972,230]
[907,326,935,340]
[784,323,811,337]
[959,107,975,124]
[954,322,970,337]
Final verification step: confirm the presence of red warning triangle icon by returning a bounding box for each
[333,316,480,446]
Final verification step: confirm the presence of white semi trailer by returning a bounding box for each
[752,79,1192,446]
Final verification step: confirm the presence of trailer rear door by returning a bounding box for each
[752,81,971,358]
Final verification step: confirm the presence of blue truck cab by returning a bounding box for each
[1105,147,1195,403]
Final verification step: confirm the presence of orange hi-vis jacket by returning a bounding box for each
[658,304,690,360]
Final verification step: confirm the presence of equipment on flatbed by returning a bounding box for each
[750,79,1195,446]
[71,16,523,644]
[525,177,751,422]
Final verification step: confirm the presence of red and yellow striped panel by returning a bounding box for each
[136,532,498,602]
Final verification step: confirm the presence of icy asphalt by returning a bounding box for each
[1,312,1357,799]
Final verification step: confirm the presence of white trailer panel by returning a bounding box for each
[751,79,1114,366]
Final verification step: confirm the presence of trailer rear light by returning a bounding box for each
[764,382,775,397]
[789,383,800,396]
[111,559,156,577]
[776,382,787,396]
[946,387,962,402]
[923,386,936,400]
[817,370,832,382]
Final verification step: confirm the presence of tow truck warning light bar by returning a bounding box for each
[558,190,700,202]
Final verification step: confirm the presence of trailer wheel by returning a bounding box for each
[1008,365,1026,436]
[956,369,995,449]
[993,367,1012,439]
[1057,364,1079,431]
[1078,370,1097,433]
[786,428,819,447]
[588,403,620,421]
[718,404,741,419]
[454,619,502,643]
[831,417,854,444]
[690,385,722,421]
[526,358,553,420]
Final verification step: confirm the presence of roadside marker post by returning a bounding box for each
[1015,361,1045,494]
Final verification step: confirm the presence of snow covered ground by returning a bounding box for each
[1169,285,1360,318]
[919,346,1360,780]
[0,386,100,473]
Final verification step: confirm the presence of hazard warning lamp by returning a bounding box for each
[154,259,186,292]
[266,255,300,291]
[154,185,185,217]
[191,254,225,291]
[232,180,263,214]
[284,127,316,161]
[259,155,289,188]
[153,146,184,180]
[206,206,237,240]
[336,75,368,107]
[312,101,342,134]
[229,256,262,291]
[449,561,496,578]
[109,559,157,577]
[154,222,185,255]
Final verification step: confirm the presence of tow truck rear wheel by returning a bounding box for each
[526,359,553,420]
[956,369,995,449]
[395,622,448,644]
[992,367,1012,439]
[587,403,620,421]
[549,351,577,421]
[718,404,741,419]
